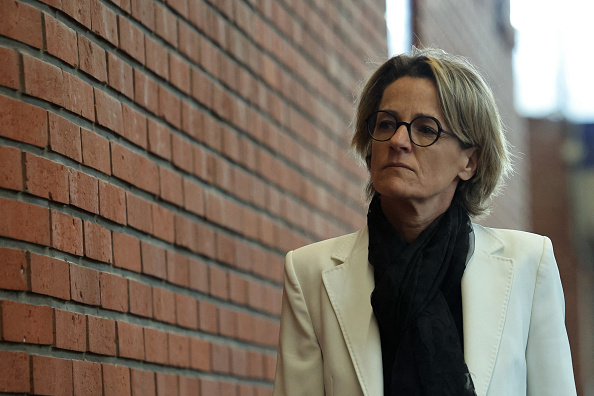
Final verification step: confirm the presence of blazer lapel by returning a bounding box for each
[462,225,514,396]
[322,228,383,396]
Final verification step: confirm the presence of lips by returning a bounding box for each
[384,163,413,171]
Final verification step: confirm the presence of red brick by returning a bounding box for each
[218,306,237,338]
[126,192,153,233]
[144,328,168,364]
[189,257,208,293]
[62,0,91,27]
[0,0,42,48]
[146,36,169,79]
[79,35,107,82]
[229,272,248,305]
[63,71,95,120]
[81,128,111,174]
[155,3,178,47]
[1,300,53,344]
[196,222,216,258]
[0,95,48,147]
[156,372,178,396]
[117,321,145,360]
[111,0,130,12]
[108,53,134,98]
[118,16,145,63]
[129,279,153,317]
[140,241,167,279]
[191,68,213,108]
[72,360,102,396]
[0,198,49,245]
[23,54,63,105]
[180,100,202,140]
[55,309,87,351]
[151,204,175,243]
[183,178,204,216]
[212,343,231,373]
[231,347,248,377]
[95,88,123,133]
[91,0,118,45]
[0,247,27,291]
[158,86,182,128]
[70,169,99,213]
[179,376,200,396]
[205,189,224,224]
[173,214,195,250]
[187,0,206,29]
[159,167,183,206]
[153,286,176,324]
[0,47,19,89]
[122,104,147,148]
[171,134,193,172]
[30,253,70,300]
[24,153,68,203]
[222,382,238,396]
[201,378,222,396]
[0,145,22,191]
[168,333,190,367]
[51,210,83,255]
[216,232,236,266]
[238,385,255,396]
[70,263,100,305]
[130,0,154,29]
[100,272,128,312]
[112,232,141,272]
[102,364,131,396]
[175,293,197,329]
[178,22,200,63]
[49,113,82,161]
[148,119,172,160]
[209,265,229,301]
[88,315,116,355]
[112,142,159,194]
[44,14,78,67]
[201,39,220,78]
[166,251,189,287]
[189,337,211,371]
[134,69,158,113]
[0,351,30,393]
[247,351,264,378]
[168,52,191,94]
[99,180,126,224]
[84,221,113,263]
[235,311,254,343]
[198,300,218,334]
[32,355,73,396]
[131,369,156,396]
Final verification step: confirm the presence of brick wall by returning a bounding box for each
[0,0,385,393]
[413,0,531,230]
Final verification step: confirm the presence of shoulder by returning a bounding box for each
[472,223,552,263]
[287,228,367,278]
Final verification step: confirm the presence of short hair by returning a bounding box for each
[351,47,512,217]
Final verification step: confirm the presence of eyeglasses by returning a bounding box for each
[366,110,472,148]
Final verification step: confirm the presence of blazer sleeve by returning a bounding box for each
[525,236,577,396]
[273,250,325,396]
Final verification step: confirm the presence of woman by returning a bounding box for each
[272,48,576,396]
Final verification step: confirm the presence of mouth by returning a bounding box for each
[384,163,413,171]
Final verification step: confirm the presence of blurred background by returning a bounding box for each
[386,0,594,393]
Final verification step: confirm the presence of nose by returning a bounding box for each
[388,124,412,151]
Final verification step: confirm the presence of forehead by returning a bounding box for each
[377,76,442,117]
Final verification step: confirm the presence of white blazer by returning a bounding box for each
[273,224,576,396]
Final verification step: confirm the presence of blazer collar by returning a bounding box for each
[322,225,514,396]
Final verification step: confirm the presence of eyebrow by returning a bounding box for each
[377,109,441,121]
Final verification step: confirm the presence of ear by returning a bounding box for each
[458,146,479,181]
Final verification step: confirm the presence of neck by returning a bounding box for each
[379,194,454,243]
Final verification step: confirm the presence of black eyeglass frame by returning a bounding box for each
[365,110,473,149]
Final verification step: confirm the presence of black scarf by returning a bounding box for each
[367,195,476,396]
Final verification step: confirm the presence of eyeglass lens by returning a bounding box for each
[369,112,441,146]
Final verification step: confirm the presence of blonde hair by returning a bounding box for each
[352,48,512,217]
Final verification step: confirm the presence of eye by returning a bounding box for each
[377,119,396,130]
[412,117,439,136]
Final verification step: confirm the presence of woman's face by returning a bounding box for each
[369,76,477,207]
